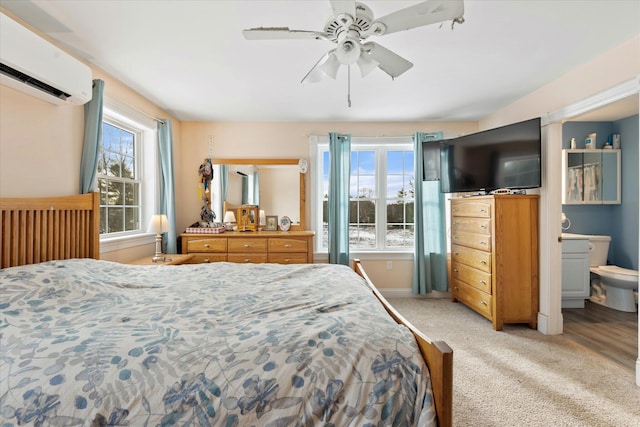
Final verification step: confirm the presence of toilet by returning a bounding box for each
[588,235,638,312]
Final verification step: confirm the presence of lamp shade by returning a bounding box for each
[147,214,170,234]
[223,211,236,223]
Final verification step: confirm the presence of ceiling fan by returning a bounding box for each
[242,0,465,84]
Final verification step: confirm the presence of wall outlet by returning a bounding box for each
[386,261,393,270]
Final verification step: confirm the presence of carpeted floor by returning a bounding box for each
[387,297,640,427]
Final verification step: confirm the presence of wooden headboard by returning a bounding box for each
[0,193,100,268]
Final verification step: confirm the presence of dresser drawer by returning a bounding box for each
[451,244,491,273]
[187,254,228,263]
[228,238,267,253]
[452,279,492,319]
[268,253,308,264]
[451,217,491,235]
[451,200,492,218]
[228,253,267,263]
[451,231,492,252]
[186,238,227,253]
[268,238,308,253]
[451,261,492,294]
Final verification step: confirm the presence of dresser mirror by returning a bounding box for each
[213,158,306,231]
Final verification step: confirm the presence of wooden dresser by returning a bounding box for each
[179,231,314,264]
[450,195,539,331]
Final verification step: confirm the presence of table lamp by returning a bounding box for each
[223,211,236,231]
[148,214,169,262]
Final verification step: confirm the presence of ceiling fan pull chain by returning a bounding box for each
[347,65,352,108]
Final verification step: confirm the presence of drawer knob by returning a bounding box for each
[453,252,459,256]
[480,209,487,213]
[244,259,251,262]
[204,258,210,263]
[480,280,487,284]
[453,235,458,240]
[284,244,292,248]
[480,241,487,245]
[204,244,210,248]
[453,268,459,273]
[454,286,459,291]
[480,225,487,229]
[284,259,291,263]
[480,300,488,306]
[244,244,250,248]
[480,260,487,264]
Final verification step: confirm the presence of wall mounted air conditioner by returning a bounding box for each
[0,12,92,105]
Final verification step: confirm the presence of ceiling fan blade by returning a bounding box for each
[243,27,328,40]
[301,50,339,84]
[372,0,464,35]
[329,0,356,20]
[363,42,413,79]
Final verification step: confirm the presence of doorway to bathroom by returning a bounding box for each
[558,91,639,376]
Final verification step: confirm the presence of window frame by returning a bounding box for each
[99,99,158,253]
[310,135,415,258]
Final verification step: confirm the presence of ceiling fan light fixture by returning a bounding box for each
[319,52,341,79]
[357,52,378,77]
[336,38,361,64]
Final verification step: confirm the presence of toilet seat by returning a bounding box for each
[598,265,638,277]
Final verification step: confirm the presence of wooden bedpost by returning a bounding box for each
[353,259,453,426]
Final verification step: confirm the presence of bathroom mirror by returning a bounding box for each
[212,158,306,230]
[562,149,620,205]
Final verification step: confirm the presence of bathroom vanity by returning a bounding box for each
[561,234,591,308]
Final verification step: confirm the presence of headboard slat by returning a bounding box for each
[0,193,100,269]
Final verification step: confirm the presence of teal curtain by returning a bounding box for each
[221,165,229,201]
[328,132,351,265]
[241,175,249,204]
[79,79,104,194]
[158,119,177,254]
[253,171,260,206]
[413,131,447,294]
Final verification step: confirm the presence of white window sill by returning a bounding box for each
[100,233,156,253]
[312,251,414,263]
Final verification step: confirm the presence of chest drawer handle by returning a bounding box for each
[284,244,292,248]
[283,259,291,263]
[454,286,459,291]
[453,235,459,240]
[480,241,487,245]
[453,268,459,273]
[204,244,210,248]
[453,251,459,256]
[243,258,251,263]
[204,258,211,263]
[480,209,487,213]
[480,260,487,265]
[244,244,251,248]
[480,225,487,229]
[480,280,487,284]
[480,300,488,306]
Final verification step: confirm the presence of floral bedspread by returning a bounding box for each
[0,259,436,426]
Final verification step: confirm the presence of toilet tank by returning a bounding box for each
[588,235,611,267]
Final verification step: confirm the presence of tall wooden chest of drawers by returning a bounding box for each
[450,195,539,331]
[179,231,314,264]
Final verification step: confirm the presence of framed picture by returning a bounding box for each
[236,205,258,231]
[265,215,278,231]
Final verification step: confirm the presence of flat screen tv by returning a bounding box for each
[436,117,541,193]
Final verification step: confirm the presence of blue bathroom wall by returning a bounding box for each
[612,115,639,270]
[562,116,639,269]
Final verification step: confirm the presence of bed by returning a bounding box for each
[0,193,453,426]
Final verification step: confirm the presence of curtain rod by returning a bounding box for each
[104,97,166,125]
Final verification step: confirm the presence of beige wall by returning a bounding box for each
[0,24,182,261]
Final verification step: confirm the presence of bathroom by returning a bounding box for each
[560,109,638,369]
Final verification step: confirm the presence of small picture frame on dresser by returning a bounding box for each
[265,215,278,231]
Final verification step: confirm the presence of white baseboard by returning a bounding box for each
[636,359,640,387]
[378,288,451,299]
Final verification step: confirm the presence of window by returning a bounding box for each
[96,101,158,253]
[97,120,142,235]
[315,137,415,252]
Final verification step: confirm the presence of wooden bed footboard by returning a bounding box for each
[353,259,453,427]
[0,193,100,268]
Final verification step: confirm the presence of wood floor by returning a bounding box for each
[563,300,638,373]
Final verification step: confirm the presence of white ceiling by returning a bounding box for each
[3,0,639,122]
